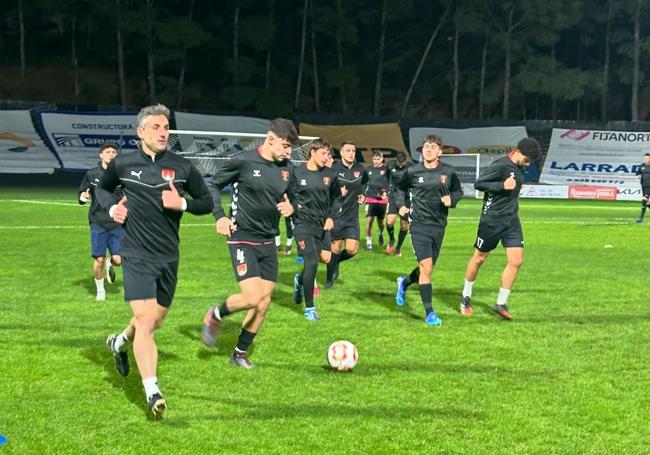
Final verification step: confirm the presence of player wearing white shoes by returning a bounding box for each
[77,142,124,301]
[98,104,213,417]
[459,138,540,320]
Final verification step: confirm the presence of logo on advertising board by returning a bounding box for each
[560,129,591,141]
[568,185,617,200]
[466,145,513,155]
[52,133,139,149]
[53,134,84,147]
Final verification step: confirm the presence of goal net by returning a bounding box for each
[167,129,318,177]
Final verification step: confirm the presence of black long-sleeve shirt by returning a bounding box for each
[287,163,342,234]
[387,160,413,192]
[474,155,524,219]
[97,148,213,261]
[331,160,367,224]
[635,162,650,187]
[208,149,293,242]
[78,163,123,230]
[365,164,389,200]
[394,161,463,228]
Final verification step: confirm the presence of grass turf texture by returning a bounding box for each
[1,188,650,453]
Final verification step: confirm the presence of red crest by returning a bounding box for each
[281,170,289,181]
[236,263,248,277]
[323,176,330,185]
[353,171,360,178]
[298,240,306,249]
[440,174,448,184]
[162,168,175,181]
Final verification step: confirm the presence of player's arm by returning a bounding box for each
[207,157,242,220]
[77,172,91,205]
[448,171,464,208]
[474,164,505,193]
[394,169,411,215]
[328,174,344,219]
[96,160,121,210]
[182,164,213,215]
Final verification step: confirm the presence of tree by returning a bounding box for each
[18,0,25,82]
[294,0,309,111]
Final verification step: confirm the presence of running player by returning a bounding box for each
[200,118,298,368]
[100,104,213,418]
[458,138,541,320]
[77,141,124,301]
[385,151,413,256]
[635,153,650,223]
[289,138,342,320]
[394,135,463,326]
[364,151,389,250]
[325,142,367,288]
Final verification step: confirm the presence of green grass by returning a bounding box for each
[1,189,650,454]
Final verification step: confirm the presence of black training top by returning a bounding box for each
[474,155,524,219]
[288,163,342,234]
[331,160,367,223]
[636,162,650,187]
[365,164,389,200]
[78,163,123,230]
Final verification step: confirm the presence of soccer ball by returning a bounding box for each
[327,340,358,371]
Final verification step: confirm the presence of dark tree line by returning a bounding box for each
[1,0,649,121]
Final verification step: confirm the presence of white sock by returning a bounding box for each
[95,278,105,292]
[286,238,293,247]
[212,306,221,320]
[497,287,511,306]
[142,377,160,400]
[114,331,129,352]
[366,238,372,246]
[275,235,281,247]
[462,279,474,298]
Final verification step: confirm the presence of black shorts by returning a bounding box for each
[331,220,360,241]
[386,194,409,220]
[409,224,445,262]
[122,257,178,308]
[474,216,524,252]
[294,227,331,259]
[642,186,650,201]
[228,241,278,282]
[365,202,387,219]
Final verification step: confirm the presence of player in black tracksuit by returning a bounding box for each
[200,118,298,369]
[289,139,342,321]
[459,138,541,320]
[385,151,414,256]
[77,141,124,301]
[364,151,390,250]
[635,153,650,223]
[394,135,463,326]
[325,141,368,288]
[97,104,213,418]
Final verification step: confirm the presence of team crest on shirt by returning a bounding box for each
[418,176,424,183]
[380,170,385,175]
[440,175,447,184]
[236,263,248,277]
[354,171,360,178]
[298,240,305,249]
[323,176,330,185]
[281,170,289,181]
[161,168,175,181]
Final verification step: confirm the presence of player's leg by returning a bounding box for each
[91,227,108,300]
[376,206,386,247]
[491,246,523,320]
[338,223,360,265]
[395,218,409,256]
[365,209,375,250]
[417,257,441,325]
[460,220,499,316]
[285,216,294,254]
[386,213,397,253]
[105,227,124,283]
[326,238,343,287]
[637,193,649,223]
[294,234,320,319]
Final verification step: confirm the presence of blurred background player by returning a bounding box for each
[394,135,463,326]
[326,141,367,288]
[364,151,389,250]
[275,217,294,255]
[385,151,413,256]
[77,141,124,301]
[459,138,541,320]
[635,153,650,223]
[201,118,297,368]
[290,139,342,320]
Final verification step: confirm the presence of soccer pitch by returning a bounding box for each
[1,188,649,453]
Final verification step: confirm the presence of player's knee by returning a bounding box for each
[134,315,159,334]
[111,256,122,266]
[257,295,272,314]
[243,290,264,309]
[509,257,524,269]
[95,256,106,266]
[320,252,331,264]
[346,246,358,256]
[473,254,488,266]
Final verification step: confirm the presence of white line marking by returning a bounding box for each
[6,199,80,206]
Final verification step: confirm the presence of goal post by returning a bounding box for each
[167,129,318,177]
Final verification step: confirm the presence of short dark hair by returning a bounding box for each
[423,135,443,147]
[269,118,299,145]
[644,153,650,157]
[99,142,119,153]
[517,138,541,161]
[395,151,407,163]
[341,140,356,148]
[309,137,331,154]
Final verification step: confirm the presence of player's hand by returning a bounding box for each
[358,194,366,204]
[79,188,91,203]
[399,206,410,217]
[162,180,184,210]
[441,195,451,207]
[277,194,294,217]
[636,175,641,180]
[380,191,389,201]
[341,185,348,197]
[504,175,517,190]
[216,216,235,237]
[324,217,334,231]
[112,196,128,224]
